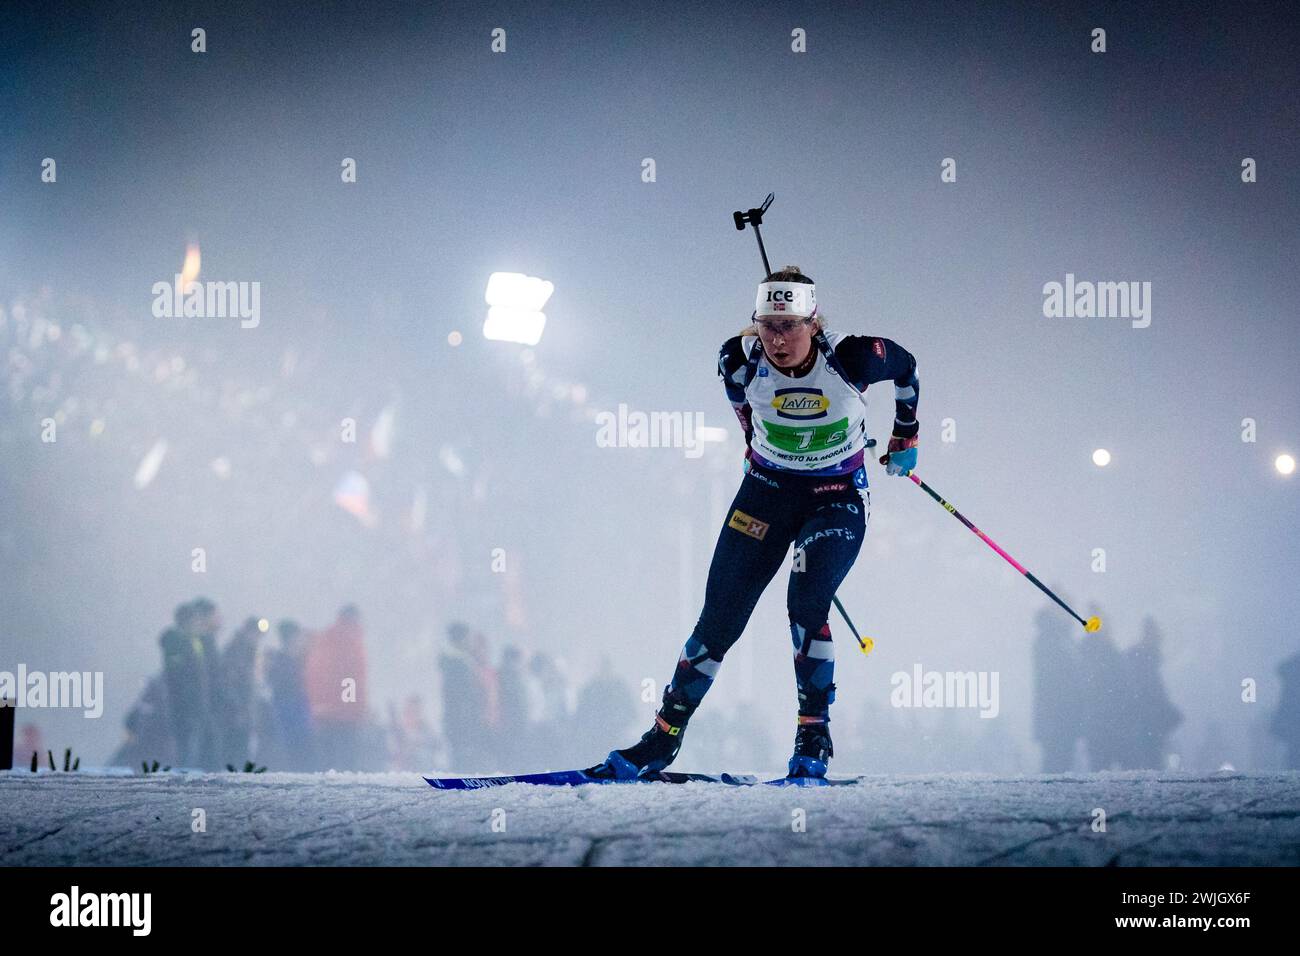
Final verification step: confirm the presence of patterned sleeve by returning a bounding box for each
[717,335,754,447]
[833,335,920,440]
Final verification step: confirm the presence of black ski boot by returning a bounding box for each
[586,687,696,780]
[788,719,834,778]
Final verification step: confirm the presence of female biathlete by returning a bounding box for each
[588,266,921,780]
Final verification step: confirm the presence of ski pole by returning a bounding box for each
[894,465,1102,634]
[832,595,874,656]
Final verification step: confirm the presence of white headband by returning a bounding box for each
[755,280,817,318]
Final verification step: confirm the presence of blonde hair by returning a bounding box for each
[738,265,826,337]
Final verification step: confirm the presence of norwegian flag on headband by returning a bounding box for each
[773,302,786,311]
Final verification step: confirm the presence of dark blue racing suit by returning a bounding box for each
[655,331,920,737]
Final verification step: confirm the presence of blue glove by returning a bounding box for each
[878,435,918,476]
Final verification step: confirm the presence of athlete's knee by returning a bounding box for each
[688,609,745,659]
[787,582,837,627]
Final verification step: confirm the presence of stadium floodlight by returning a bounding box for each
[482,272,553,346]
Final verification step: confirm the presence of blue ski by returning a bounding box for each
[763,775,865,787]
[424,769,759,790]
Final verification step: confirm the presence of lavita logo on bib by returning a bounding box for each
[770,388,829,419]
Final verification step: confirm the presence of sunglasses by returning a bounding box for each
[756,318,810,336]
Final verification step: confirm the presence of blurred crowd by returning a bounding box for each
[436,622,644,772]
[1033,611,1184,771]
[108,598,646,773]
[111,599,379,771]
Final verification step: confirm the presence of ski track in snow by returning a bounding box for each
[2,770,1297,866]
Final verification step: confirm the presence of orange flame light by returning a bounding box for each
[180,242,201,291]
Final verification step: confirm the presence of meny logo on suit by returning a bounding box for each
[770,388,829,419]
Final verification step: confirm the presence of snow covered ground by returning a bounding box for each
[3,769,1297,866]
